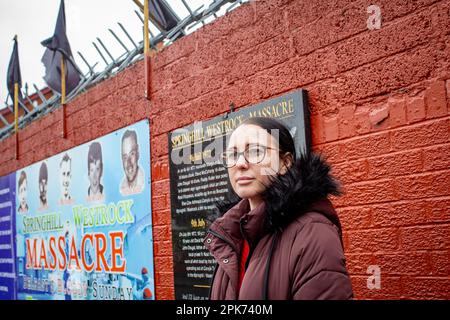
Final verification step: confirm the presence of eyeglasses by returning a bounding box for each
[220,145,278,168]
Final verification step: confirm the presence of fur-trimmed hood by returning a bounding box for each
[216,153,342,232]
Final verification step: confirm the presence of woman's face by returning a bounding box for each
[19,179,27,207]
[226,124,288,201]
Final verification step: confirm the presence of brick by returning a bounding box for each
[346,227,399,253]
[224,35,294,86]
[338,105,356,139]
[255,0,294,21]
[333,159,368,185]
[222,8,286,59]
[406,96,426,123]
[400,224,450,251]
[396,170,450,200]
[374,252,431,276]
[151,133,169,159]
[153,35,196,70]
[366,150,423,180]
[155,272,174,287]
[350,275,403,299]
[154,256,173,270]
[372,201,429,228]
[345,253,375,275]
[426,81,447,118]
[160,161,170,180]
[152,209,172,227]
[426,197,450,223]
[336,206,372,230]
[429,250,450,276]
[354,107,371,135]
[310,114,325,145]
[292,0,366,57]
[388,99,407,128]
[287,0,353,31]
[446,80,450,114]
[335,44,445,107]
[323,115,339,142]
[369,105,389,130]
[155,286,175,300]
[152,195,168,211]
[152,160,170,181]
[152,179,170,197]
[154,241,173,257]
[423,144,450,172]
[340,132,391,161]
[391,118,449,151]
[313,143,344,164]
[226,1,258,30]
[402,277,450,299]
[153,225,171,241]
[334,5,436,75]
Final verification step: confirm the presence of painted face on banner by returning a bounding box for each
[89,159,102,193]
[39,179,48,205]
[18,178,27,208]
[122,136,139,183]
[60,159,71,199]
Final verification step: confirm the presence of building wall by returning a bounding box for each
[0,0,449,299]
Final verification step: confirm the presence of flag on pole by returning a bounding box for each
[149,0,180,32]
[6,36,22,103]
[41,0,81,95]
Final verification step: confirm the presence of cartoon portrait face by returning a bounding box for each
[121,131,140,184]
[39,179,47,205]
[39,162,48,207]
[87,142,103,196]
[88,159,102,193]
[60,154,72,200]
[18,171,28,212]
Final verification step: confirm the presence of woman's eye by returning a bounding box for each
[248,147,262,157]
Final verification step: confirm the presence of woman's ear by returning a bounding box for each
[279,153,294,175]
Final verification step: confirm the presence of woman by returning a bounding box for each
[204,117,353,300]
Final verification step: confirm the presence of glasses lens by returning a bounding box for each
[221,152,235,168]
[246,146,266,164]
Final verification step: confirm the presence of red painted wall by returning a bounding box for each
[1,0,449,299]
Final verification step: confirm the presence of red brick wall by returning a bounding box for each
[1,0,449,299]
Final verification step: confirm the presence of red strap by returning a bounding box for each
[238,239,250,291]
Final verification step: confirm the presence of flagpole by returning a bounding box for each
[144,0,152,100]
[14,82,19,160]
[144,0,149,56]
[61,56,67,138]
[13,35,19,160]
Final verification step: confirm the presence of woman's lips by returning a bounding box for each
[236,176,254,185]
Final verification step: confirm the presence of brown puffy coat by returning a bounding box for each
[204,154,353,300]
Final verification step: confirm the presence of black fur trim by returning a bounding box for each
[262,153,341,231]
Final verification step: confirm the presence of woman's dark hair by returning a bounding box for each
[240,117,297,161]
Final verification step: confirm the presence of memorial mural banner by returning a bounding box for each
[168,89,310,300]
[0,173,16,300]
[15,119,154,300]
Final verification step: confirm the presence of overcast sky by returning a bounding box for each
[0,0,225,108]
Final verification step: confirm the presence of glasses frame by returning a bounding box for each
[220,145,279,168]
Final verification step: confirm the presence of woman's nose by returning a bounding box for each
[235,153,248,168]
